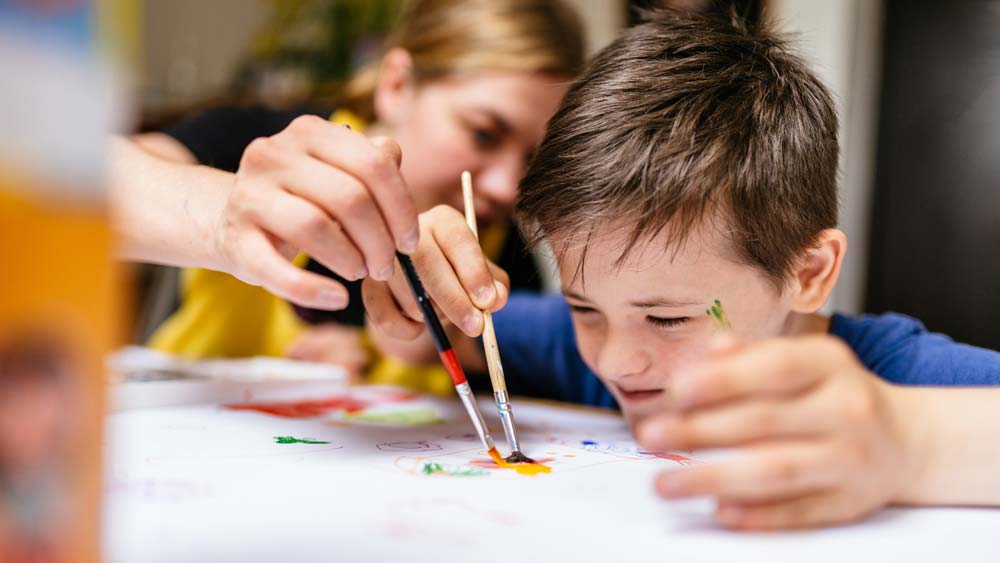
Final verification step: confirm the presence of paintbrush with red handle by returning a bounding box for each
[395,251,495,453]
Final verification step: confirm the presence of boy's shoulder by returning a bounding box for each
[830,312,1000,386]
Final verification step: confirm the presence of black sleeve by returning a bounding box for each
[291,261,367,327]
[496,223,543,293]
[162,104,328,172]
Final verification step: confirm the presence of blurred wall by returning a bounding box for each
[768,0,885,315]
[139,0,268,113]
[138,0,625,115]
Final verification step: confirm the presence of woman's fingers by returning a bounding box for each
[234,229,350,310]
[268,151,396,280]
[245,183,368,282]
[284,116,420,253]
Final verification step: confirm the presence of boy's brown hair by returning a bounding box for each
[516,9,839,287]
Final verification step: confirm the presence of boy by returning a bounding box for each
[362,10,1000,530]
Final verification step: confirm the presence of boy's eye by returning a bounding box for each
[647,316,689,328]
[569,304,596,314]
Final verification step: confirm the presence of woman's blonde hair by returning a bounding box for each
[341,0,586,121]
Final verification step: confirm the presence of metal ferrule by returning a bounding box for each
[494,390,522,453]
[456,382,494,451]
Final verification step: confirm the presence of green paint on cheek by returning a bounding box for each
[421,462,488,477]
[344,407,444,426]
[274,436,330,444]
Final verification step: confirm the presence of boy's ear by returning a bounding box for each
[790,229,847,313]
[373,48,415,126]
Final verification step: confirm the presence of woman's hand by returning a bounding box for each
[362,205,509,340]
[214,115,420,310]
[637,335,917,530]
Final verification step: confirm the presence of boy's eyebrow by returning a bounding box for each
[630,298,703,308]
[562,290,590,302]
[563,291,701,308]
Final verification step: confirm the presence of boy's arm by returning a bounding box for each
[893,386,1000,506]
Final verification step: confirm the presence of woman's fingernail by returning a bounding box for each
[400,228,420,253]
[354,266,369,280]
[319,290,347,309]
[462,312,483,334]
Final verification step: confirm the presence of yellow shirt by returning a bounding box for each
[148,109,507,395]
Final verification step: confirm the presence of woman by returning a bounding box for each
[133,0,585,393]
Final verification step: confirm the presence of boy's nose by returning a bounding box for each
[594,332,651,383]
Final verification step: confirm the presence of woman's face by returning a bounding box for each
[378,69,569,229]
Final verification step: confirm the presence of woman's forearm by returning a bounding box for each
[107,136,230,270]
[894,386,1000,506]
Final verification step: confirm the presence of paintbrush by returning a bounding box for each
[460,171,535,465]
[395,251,495,453]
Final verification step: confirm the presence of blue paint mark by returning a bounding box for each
[581,440,597,446]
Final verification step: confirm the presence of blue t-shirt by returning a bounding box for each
[492,293,1000,409]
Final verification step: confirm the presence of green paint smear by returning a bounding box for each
[421,462,487,477]
[706,299,732,330]
[274,436,330,444]
[345,407,444,426]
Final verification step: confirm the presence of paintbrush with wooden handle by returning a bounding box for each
[461,171,534,464]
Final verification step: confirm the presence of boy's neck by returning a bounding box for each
[783,312,831,337]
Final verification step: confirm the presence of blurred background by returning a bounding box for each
[128,0,998,350]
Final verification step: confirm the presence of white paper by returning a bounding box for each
[104,386,1000,562]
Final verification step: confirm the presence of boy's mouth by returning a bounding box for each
[613,384,665,403]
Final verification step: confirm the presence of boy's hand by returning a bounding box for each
[362,205,509,340]
[637,335,917,530]
[285,324,370,384]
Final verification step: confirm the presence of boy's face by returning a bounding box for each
[555,217,798,429]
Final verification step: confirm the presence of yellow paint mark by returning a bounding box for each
[487,448,552,476]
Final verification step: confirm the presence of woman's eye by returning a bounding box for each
[471,127,501,149]
[647,316,689,328]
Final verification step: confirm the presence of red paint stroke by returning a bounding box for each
[226,389,417,419]
[642,451,695,465]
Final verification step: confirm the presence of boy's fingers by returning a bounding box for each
[487,262,510,311]
[672,338,839,410]
[715,491,862,531]
[638,395,831,451]
[429,206,499,311]
[654,443,839,503]
[361,278,424,340]
[386,262,425,323]
[412,237,484,337]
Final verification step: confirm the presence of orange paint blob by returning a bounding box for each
[484,448,552,476]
